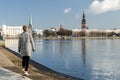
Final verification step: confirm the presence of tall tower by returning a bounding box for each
[81,12,88,29]
[28,16,33,33]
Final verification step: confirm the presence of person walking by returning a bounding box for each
[18,25,35,76]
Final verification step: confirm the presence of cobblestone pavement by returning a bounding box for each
[0,68,32,80]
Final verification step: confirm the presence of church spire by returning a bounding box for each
[83,11,85,19]
[29,16,33,28]
[28,16,33,33]
[81,12,88,29]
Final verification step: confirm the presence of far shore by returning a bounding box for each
[33,36,120,40]
[4,36,120,40]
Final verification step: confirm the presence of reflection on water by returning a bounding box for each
[82,39,86,65]
[5,39,120,80]
[5,39,18,52]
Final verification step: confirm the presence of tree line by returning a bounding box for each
[43,27,72,37]
[33,27,120,38]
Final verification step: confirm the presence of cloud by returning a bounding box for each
[64,8,71,14]
[87,0,120,14]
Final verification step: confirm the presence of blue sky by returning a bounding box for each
[0,0,120,30]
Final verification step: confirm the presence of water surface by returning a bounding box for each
[5,39,120,80]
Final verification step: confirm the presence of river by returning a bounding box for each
[5,39,120,80]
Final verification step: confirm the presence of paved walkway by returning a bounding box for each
[0,68,32,80]
[0,47,32,80]
[0,48,14,67]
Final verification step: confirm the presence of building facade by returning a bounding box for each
[2,25,23,38]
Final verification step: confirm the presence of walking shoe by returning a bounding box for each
[22,68,25,72]
[24,71,29,76]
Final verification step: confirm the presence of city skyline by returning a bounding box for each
[0,0,120,30]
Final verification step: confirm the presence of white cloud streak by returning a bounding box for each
[87,0,120,15]
[64,8,71,14]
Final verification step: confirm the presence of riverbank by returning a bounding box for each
[34,36,120,40]
[0,47,83,80]
[5,36,120,40]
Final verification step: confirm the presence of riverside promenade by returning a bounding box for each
[0,47,32,80]
[0,47,83,80]
[0,68,32,80]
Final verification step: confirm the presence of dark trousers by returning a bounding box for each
[22,56,30,71]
